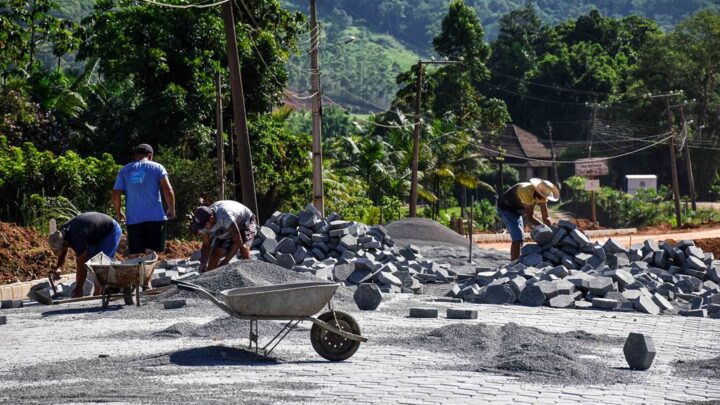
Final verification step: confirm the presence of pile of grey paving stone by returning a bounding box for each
[450,220,720,318]
[247,204,455,294]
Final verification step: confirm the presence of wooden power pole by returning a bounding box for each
[409,60,424,217]
[221,1,258,216]
[215,72,225,200]
[310,0,324,216]
[665,95,682,227]
[679,107,697,211]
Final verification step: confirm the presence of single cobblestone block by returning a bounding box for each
[483,284,516,305]
[707,303,720,313]
[643,239,659,253]
[634,295,660,315]
[553,279,575,296]
[651,293,673,311]
[354,283,382,310]
[0,300,23,309]
[508,277,526,296]
[604,238,627,254]
[548,294,576,309]
[518,284,546,307]
[589,277,615,296]
[0,315,5,325]
[687,256,707,272]
[531,225,554,245]
[521,253,543,267]
[447,308,478,319]
[592,298,620,310]
[575,300,593,309]
[408,307,438,318]
[679,309,707,317]
[163,300,186,310]
[707,265,720,283]
[605,291,628,303]
[623,333,656,370]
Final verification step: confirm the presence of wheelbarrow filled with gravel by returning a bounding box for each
[86,252,159,308]
[173,280,367,361]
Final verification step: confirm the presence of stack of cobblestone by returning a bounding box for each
[450,220,720,318]
[250,204,455,294]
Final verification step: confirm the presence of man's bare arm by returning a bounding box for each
[539,202,552,226]
[160,177,176,220]
[112,189,125,223]
[220,224,243,266]
[198,232,212,272]
[524,204,543,226]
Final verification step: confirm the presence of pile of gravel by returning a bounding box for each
[154,260,354,304]
[385,217,469,247]
[450,221,720,317]
[389,322,627,384]
[673,356,720,379]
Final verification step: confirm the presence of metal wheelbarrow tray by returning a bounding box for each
[86,252,159,308]
[174,280,368,361]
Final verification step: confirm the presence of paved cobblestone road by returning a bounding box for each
[1,292,719,404]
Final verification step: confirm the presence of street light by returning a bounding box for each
[408,58,462,217]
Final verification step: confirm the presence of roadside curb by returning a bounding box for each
[0,274,76,301]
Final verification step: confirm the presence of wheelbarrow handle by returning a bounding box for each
[171,280,236,317]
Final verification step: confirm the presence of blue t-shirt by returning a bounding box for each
[113,159,168,225]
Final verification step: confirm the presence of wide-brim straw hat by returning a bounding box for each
[529,178,560,202]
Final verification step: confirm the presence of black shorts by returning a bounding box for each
[127,221,167,254]
[214,216,257,251]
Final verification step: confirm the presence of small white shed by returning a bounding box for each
[625,175,657,195]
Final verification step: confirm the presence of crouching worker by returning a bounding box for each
[497,178,559,261]
[48,212,122,298]
[191,200,257,273]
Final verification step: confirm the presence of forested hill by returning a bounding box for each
[283,0,717,111]
[286,0,718,50]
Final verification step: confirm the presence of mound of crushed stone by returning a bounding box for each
[387,322,628,384]
[674,356,720,379]
[152,260,354,304]
[385,217,470,247]
[152,316,295,340]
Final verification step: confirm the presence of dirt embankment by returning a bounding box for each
[0,221,200,285]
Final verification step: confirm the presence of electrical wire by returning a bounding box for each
[138,0,230,8]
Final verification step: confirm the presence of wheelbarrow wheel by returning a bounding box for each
[311,311,361,361]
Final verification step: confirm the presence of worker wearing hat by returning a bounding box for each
[112,143,176,258]
[191,200,257,273]
[48,212,122,298]
[497,178,560,261]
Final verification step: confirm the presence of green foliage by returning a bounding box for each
[154,149,218,238]
[472,198,497,230]
[0,136,120,225]
[379,195,403,223]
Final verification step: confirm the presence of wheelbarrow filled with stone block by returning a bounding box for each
[86,252,159,308]
[173,280,367,361]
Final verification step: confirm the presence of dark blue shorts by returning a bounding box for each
[87,220,122,258]
[497,208,524,242]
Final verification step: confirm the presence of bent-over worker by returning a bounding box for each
[191,200,257,273]
[497,178,560,261]
[47,212,122,298]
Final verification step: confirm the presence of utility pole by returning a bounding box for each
[665,95,683,228]
[547,121,560,190]
[679,106,697,211]
[221,1,258,216]
[409,59,462,217]
[310,0,324,216]
[409,60,424,217]
[215,72,225,200]
[588,104,597,224]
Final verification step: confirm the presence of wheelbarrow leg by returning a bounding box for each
[248,319,259,354]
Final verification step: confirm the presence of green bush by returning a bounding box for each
[0,136,120,225]
[472,199,498,230]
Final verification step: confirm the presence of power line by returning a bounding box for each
[138,0,230,8]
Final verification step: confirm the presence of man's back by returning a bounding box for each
[208,200,254,239]
[114,160,167,225]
